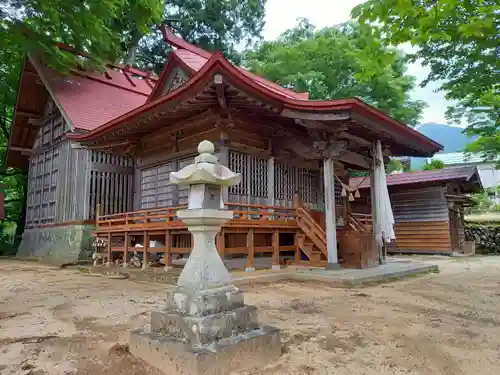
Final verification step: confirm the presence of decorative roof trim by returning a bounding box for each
[67,52,442,156]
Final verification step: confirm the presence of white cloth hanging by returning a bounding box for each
[373,140,396,244]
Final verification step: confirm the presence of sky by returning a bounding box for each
[263,0,452,125]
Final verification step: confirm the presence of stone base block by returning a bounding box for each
[16,224,95,265]
[166,285,244,316]
[150,305,259,345]
[129,325,281,375]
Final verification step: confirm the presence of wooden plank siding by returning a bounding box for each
[55,141,91,222]
[26,99,66,228]
[391,187,452,253]
[394,221,452,252]
[88,151,133,219]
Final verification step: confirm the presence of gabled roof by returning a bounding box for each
[33,58,157,131]
[6,54,157,168]
[351,166,482,191]
[147,26,309,102]
[68,49,442,158]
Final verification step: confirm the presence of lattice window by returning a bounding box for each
[319,168,343,206]
[228,151,268,204]
[138,156,194,209]
[177,157,194,206]
[274,163,323,208]
[89,151,134,218]
[26,146,59,227]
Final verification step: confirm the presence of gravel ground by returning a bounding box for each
[1,256,500,375]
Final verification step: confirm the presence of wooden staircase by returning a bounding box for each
[292,194,373,267]
[293,195,328,266]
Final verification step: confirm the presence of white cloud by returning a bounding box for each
[263,0,454,125]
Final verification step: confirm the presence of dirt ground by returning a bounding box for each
[1,256,500,375]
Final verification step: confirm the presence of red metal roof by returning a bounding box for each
[350,166,481,189]
[153,26,309,101]
[37,60,157,131]
[68,51,442,158]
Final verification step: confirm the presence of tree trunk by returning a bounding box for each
[124,29,144,66]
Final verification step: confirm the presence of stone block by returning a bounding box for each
[150,305,259,345]
[129,325,281,375]
[16,224,95,265]
[166,285,244,316]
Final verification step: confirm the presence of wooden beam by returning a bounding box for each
[338,131,372,148]
[214,74,227,109]
[28,118,43,126]
[340,151,371,169]
[281,108,351,121]
[9,146,32,154]
[140,109,215,146]
[278,136,371,168]
[16,111,42,119]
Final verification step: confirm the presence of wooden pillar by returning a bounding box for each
[123,232,129,267]
[164,230,173,271]
[219,136,229,206]
[370,142,383,264]
[323,157,339,268]
[217,230,225,259]
[272,229,280,270]
[294,232,300,262]
[267,157,275,206]
[142,231,149,269]
[246,229,255,272]
[106,232,112,267]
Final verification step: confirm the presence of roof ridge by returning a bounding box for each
[160,25,309,100]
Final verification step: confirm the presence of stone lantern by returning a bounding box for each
[129,140,281,375]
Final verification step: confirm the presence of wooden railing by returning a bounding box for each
[96,202,297,231]
[348,213,372,233]
[295,207,327,256]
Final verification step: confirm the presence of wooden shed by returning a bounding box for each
[350,167,482,254]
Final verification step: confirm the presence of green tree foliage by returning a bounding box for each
[243,19,427,126]
[0,1,267,250]
[469,187,500,215]
[423,160,445,171]
[1,1,266,71]
[137,0,266,71]
[1,0,164,71]
[352,0,500,160]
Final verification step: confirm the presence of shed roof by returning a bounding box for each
[350,166,482,191]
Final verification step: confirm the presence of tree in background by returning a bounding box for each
[244,19,426,126]
[137,0,266,71]
[0,0,267,252]
[1,1,266,71]
[423,160,445,171]
[352,0,499,162]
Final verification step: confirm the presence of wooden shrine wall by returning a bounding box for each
[135,154,194,210]
[88,151,134,219]
[25,99,65,228]
[228,150,268,205]
[391,186,452,253]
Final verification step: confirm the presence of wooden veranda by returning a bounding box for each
[94,195,375,269]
